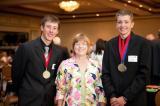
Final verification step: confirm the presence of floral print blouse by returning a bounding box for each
[55,57,106,106]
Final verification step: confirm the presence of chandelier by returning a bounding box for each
[59,0,80,12]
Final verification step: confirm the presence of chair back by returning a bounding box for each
[155,90,160,106]
[2,64,12,81]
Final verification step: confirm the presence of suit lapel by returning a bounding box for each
[119,32,136,64]
[48,44,58,71]
[34,38,45,68]
[109,33,136,66]
[110,34,136,64]
[34,39,59,72]
[124,33,136,64]
[110,37,121,63]
[126,34,135,54]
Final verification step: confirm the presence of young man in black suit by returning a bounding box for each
[12,15,69,106]
[102,9,151,106]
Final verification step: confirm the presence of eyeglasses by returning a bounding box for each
[74,43,88,48]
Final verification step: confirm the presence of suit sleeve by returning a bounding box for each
[12,44,27,94]
[63,47,70,59]
[123,40,151,101]
[152,41,160,83]
[101,42,116,99]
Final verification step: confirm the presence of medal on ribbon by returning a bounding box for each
[43,69,51,79]
[118,63,127,72]
[42,47,52,79]
[118,35,131,72]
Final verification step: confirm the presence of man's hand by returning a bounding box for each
[110,97,119,106]
[110,96,127,106]
[116,96,126,106]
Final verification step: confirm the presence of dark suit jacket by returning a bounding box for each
[58,45,70,59]
[12,37,69,106]
[102,32,151,106]
[150,39,160,84]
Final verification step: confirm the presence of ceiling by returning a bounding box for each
[0,0,160,20]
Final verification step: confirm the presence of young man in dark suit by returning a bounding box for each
[12,15,69,106]
[102,9,151,106]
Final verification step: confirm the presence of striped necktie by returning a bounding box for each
[44,46,49,59]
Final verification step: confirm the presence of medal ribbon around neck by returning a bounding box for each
[118,35,131,64]
[43,47,53,70]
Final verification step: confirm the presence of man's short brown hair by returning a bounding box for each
[41,15,60,27]
[116,9,134,21]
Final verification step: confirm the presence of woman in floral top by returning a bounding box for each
[55,33,106,106]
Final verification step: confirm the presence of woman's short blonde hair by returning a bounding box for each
[72,33,91,54]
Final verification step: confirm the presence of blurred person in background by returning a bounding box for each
[90,38,106,68]
[145,32,160,85]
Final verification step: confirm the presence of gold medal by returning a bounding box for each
[43,70,51,79]
[118,63,127,72]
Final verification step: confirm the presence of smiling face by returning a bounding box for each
[72,33,90,57]
[74,40,88,57]
[40,15,60,45]
[41,21,59,45]
[116,15,134,38]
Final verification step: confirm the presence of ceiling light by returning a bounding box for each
[59,0,80,12]
[128,0,132,3]
[72,15,76,18]
[149,8,152,11]
[139,4,143,8]
[96,14,100,16]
